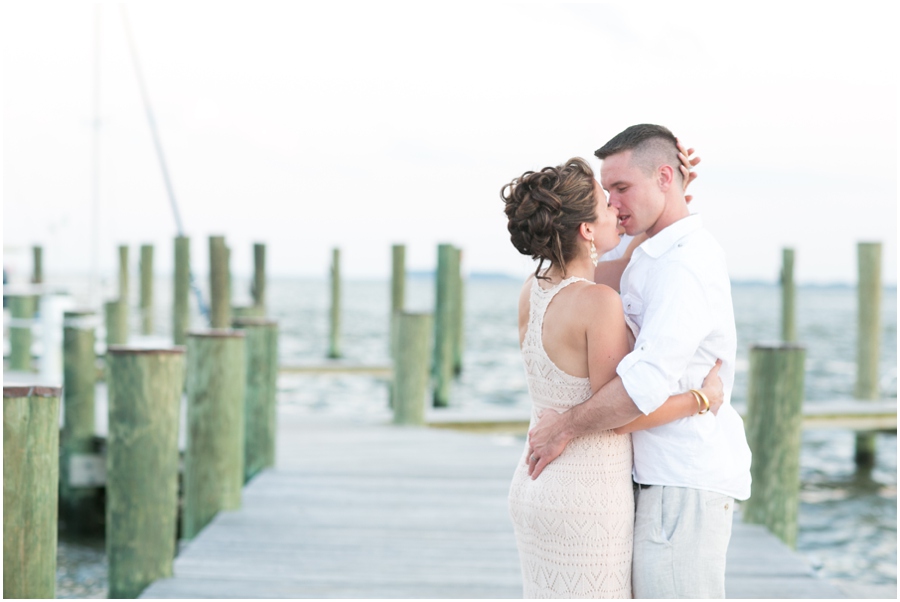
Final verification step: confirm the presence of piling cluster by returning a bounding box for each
[743,243,885,549]
[3,237,278,599]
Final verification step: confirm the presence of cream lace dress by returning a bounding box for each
[508,277,634,598]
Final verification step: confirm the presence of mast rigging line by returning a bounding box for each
[119,5,210,322]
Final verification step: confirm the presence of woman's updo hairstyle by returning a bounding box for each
[501,157,598,280]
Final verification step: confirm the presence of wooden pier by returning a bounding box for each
[141,406,850,599]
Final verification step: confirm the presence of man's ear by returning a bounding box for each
[657,164,675,192]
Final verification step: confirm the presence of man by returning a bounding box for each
[526,124,751,598]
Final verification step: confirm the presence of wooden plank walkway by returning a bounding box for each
[141,407,847,599]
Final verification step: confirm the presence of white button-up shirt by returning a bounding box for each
[617,214,751,500]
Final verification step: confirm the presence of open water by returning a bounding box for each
[34,274,897,595]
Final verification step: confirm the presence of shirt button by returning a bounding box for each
[724,503,730,510]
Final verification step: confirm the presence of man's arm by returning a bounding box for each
[527,375,640,479]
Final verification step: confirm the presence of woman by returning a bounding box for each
[503,154,722,598]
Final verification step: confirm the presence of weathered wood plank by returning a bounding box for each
[140,410,846,599]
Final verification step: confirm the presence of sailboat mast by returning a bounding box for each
[90,4,101,306]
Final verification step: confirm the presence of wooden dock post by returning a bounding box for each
[393,312,433,425]
[183,330,246,539]
[3,385,62,599]
[118,245,129,301]
[105,300,128,347]
[32,245,43,284]
[743,343,806,548]
[452,246,465,376]
[9,294,36,371]
[140,244,154,335]
[433,244,459,407]
[233,318,279,482]
[209,236,231,329]
[390,244,406,358]
[253,243,266,313]
[328,247,342,359]
[60,310,98,531]
[780,248,796,342]
[855,242,882,467]
[174,236,190,345]
[106,346,184,598]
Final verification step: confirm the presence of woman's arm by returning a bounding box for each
[613,359,723,435]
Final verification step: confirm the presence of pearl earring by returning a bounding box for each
[590,237,598,267]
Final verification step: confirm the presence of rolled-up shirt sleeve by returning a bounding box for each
[617,260,712,415]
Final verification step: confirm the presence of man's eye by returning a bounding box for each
[617,187,627,193]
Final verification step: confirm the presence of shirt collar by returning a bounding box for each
[637,213,703,259]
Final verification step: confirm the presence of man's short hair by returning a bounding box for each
[594,124,681,182]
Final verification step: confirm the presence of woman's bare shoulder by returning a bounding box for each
[573,281,624,318]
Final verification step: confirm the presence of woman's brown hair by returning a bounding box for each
[501,157,597,280]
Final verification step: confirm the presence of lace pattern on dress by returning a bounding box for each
[508,275,634,598]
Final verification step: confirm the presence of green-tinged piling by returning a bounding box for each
[780,248,796,342]
[390,244,406,357]
[106,346,184,598]
[452,246,465,376]
[328,247,342,359]
[105,300,128,347]
[743,343,806,548]
[174,236,190,345]
[9,294,36,371]
[140,244,154,335]
[232,305,265,319]
[253,243,266,313]
[61,310,98,531]
[3,385,62,599]
[183,330,246,540]
[855,242,882,467]
[433,243,459,407]
[32,245,43,284]
[118,245,129,301]
[393,312,433,425]
[209,236,231,328]
[233,318,279,481]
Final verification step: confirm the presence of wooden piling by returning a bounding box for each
[855,242,882,467]
[3,385,62,599]
[183,330,246,540]
[61,310,98,531]
[393,312,433,425]
[209,236,231,329]
[174,236,190,345]
[390,244,406,357]
[9,294,36,371]
[253,243,266,313]
[433,244,459,407]
[140,244,154,335]
[743,343,806,548]
[105,299,128,347]
[118,245,129,301]
[32,245,43,284]
[328,247,342,359]
[452,246,465,376]
[232,305,265,319]
[780,248,796,342]
[106,346,184,598]
[233,318,279,482]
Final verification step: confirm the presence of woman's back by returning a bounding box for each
[508,275,634,598]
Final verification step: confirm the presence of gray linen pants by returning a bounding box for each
[632,485,734,598]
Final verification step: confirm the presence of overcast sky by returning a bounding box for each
[3,1,897,284]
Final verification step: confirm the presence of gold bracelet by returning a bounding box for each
[691,389,710,414]
[689,390,703,415]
